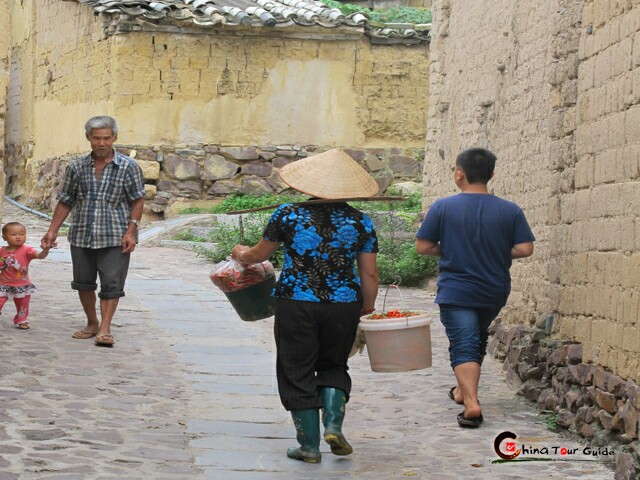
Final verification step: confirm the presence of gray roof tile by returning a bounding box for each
[75,0,430,43]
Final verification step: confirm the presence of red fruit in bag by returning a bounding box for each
[209,258,275,293]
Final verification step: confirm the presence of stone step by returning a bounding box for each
[160,239,217,251]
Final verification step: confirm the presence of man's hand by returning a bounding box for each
[41,231,58,249]
[511,242,534,259]
[415,238,442,257]
[121,232,137,253]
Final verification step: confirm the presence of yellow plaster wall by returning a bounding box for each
[0,0,9,114]
[6,2,429,206]
[0,0,8,218]
[108,32,428,148]
[6,0,114,199]
[31,1,114,157]
[12,25,429,155]
[6,0,35,147]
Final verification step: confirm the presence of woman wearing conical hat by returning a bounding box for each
[231,149,379,463]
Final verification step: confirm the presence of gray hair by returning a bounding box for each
[84,116,119,137]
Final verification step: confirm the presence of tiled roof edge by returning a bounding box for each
[75,0,430,44]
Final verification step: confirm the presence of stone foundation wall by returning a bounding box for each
[489,322,640,479]
[35,143,424,216]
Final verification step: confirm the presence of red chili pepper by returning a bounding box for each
[366,310,420,319]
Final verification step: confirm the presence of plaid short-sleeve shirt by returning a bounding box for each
[57,151,145,249]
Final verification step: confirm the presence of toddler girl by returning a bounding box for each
[0,222,50,329]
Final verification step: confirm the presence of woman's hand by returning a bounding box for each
[231,245,250,264]
[231,239,282,265]
[361,306,375,316]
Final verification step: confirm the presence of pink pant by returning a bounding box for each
[0,295,30,325]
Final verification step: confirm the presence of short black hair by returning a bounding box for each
[456,148,496,184]
[2,222,25,235]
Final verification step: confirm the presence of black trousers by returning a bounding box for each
[274,299,361,411]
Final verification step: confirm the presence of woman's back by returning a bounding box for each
[263,203,377,303]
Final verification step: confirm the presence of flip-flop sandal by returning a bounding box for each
[448,386,457,401]
[448,386,465,404]
[15,322,30,330]
[95,334,115,347]
[457,412,483,428]
[72,330,97,339]
[448,386,455,401]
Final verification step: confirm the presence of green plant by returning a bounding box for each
[356,204,437,287]
[210,194,306,214]
[369,6,432,24]
[183,193,436,287]
[194,214,285,268]
[180,206,205,214]
[377,240,437,286]
[322,0,432,24]
[179,194,307,215]
[541,410,558,431]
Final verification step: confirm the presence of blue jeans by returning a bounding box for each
[439,304,501,369]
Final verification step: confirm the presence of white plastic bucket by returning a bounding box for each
[359,312,432,372]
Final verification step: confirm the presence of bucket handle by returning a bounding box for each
[381,282,411,328]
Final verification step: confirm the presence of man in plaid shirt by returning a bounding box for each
[41,116,145,347]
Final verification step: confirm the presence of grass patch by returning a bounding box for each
[181,192,422,215]
[180,194,306,215]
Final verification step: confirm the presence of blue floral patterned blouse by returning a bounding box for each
[263,203,378,303]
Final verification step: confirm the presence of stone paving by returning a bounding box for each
[0,202,615,479]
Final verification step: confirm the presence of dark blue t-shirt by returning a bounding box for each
[416,193,535,308]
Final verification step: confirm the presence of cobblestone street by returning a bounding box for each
[0,203,615,479]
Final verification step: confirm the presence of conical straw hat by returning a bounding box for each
[279,149,379,199]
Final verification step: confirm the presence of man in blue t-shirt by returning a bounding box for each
[416,148,535,428]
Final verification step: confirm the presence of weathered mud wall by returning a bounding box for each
[427,0,640,379]
[427,1,640,474]
[6,0,430,209]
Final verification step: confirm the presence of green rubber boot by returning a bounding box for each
[287,409,322,463]
[320,387,353,456]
